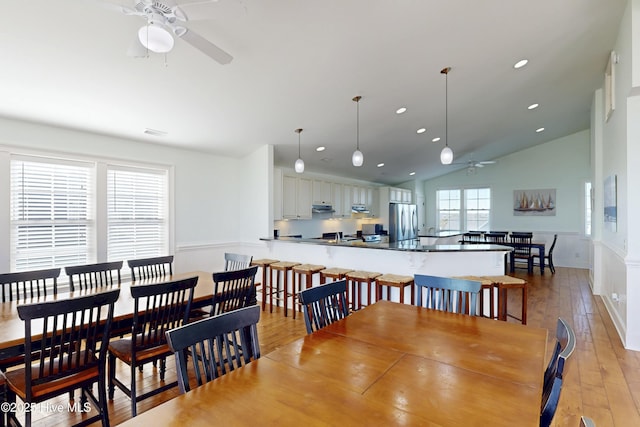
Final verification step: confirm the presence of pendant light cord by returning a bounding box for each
[356,98,360,150]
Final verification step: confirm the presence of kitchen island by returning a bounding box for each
[260,237,511,305]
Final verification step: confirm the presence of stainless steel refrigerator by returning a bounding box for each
[389,203,418,242]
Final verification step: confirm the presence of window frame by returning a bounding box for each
[436,186,492,232]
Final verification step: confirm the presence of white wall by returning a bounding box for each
[422,130,591,269]
[0,116,269,274]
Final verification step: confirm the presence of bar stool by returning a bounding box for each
[319,267,354,284]
[376,274,415,305]
[270,261,301,317]
[344,270,381,311]
[484,275,527,324]
[292,263,325,319]
[453,275,495,319]
[250,258,279,311]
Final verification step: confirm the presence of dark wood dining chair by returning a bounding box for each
[127,255,173,281]
[65,261,123,292]
[210,266,259,316]
[484,232,507,243]
[541,317,577,427]
[414,275,482,316]
[4,288,120,427]
[0,268,60,303]
[534,234,557,274]
[298,280,349,334]
[107,276,198,417]
[509,232,535,274]
[165,305,261,394]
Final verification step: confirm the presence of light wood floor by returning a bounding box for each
[18,267,640,426]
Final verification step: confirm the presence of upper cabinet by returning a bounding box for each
[389,187,412,203]
[282,175,312,219]
[312,180,332,205]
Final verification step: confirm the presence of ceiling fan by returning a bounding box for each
[106,0,233,64]
[452,158,497,175]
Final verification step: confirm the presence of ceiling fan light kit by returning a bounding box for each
[138,22,174,53]
[294,128,305,173]
[352,95,364,167]
[440,66,454,165]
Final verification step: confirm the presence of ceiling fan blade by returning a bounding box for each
[478,160,496,165]
[180,29,233,64]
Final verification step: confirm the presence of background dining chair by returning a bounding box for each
[65,261,123,292]
[210,266,259,317]
[4,288,119,427]
[0,268,60,303]
[298,280,349,334]
[108,276,197,417]
[414,275,482,316]
[127,255,174,281]
[224,253,253,271]
[484,232,507,243]
[541,317,577,427]
[580,416,596,427]
[534,234,557,274]
[165,305,261,394]
[509,232,535,274]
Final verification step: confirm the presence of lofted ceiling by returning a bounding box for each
[0,0,626,185]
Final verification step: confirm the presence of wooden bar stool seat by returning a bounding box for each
[344,270,381,311]
[319,267,354,284]
[292,264,326,319]
[270,261,301,317]
[376,274,415,306]
[453,275,495,319]
[251,258,279,311]
[483,275,527,325]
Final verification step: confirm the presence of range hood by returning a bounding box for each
[351,204,370,214]
[312,204,335,214]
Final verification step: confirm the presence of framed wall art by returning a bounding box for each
[513,189,556,216]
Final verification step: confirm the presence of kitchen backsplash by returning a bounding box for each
[274,218,380,239]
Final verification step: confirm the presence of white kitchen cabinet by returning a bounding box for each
[274,168,283,220]
[312,180,332,205]
[282,175,312,219]
[389,187,412,203]
[342,184,354,217]
[332,183,343,217]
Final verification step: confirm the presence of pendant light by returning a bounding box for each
[352,95,364,167]
[294,128,304,173]
[440,67,454,165]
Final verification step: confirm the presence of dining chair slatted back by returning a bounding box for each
[210,266,258,316]
[484,232,507,243]
[166,305,261,394]
[127,255,174,281]
[462,232,483,244]
[108,276,198,417]
[510,232,535,274]
[298,280,349,334]
[4,288,119,427]
[0,268,60,303]
[65,261,123,292]
[540,317,577,427]
[224,253,253,271]
[414,275,482,316]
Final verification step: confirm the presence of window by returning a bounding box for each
[437,187,491,232]
[465,188,491,231]
[10,156,95,271]
[437,189,460,231]
[107,166,169,262]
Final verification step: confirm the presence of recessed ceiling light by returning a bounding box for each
[377,163,385,168]
[528,103,539,110]
[536,127,545,133]
[316,146,326,152]
[409,172,416,176]
[514,59,528,69]
[417,128,426,134]
[396,107,407,114]
[432,137,441,143]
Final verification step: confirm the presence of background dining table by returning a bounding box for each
[117,300,548,426]
[0,271,215,365]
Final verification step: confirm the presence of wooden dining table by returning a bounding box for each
[117,300,548,427]
[0,271,216,365]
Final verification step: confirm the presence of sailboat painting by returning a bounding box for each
[513,189,556,216]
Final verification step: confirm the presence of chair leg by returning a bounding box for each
[160,358,167,380]
[108,353,116,400]
[548,256,555,274]
[97,373,111,427]
[130,364,137,417]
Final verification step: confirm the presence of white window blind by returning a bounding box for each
[10,157,95,271]
[107,166,168,262]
